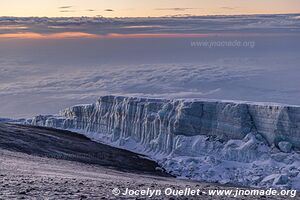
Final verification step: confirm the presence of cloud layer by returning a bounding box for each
[0,14,300,118]
[0,14,300,37]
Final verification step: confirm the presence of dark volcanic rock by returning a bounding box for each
[0,123,168,176]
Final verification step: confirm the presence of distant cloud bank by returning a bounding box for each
[0,14,299,38]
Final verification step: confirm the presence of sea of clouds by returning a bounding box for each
[0,14,300,118]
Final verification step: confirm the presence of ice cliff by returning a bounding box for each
[28,95,300,189]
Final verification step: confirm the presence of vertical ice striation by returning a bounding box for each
[29,95,300,189]
[32,96,300,150]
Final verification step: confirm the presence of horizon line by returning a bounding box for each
[1,12,300,19]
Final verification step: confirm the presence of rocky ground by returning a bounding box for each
[0,123,298,199]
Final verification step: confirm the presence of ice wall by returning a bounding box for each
[29,96,300,189]
[32,95,300,150]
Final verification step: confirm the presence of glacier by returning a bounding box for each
[27,95,300,189]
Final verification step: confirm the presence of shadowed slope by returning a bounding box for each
[0,123,168,176]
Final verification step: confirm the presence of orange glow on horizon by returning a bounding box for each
[0,32,230,40]
[0,32,297,40]
[0,32,100,39]
[0,32,217,40]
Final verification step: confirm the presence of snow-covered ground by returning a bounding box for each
[28,96,300,190]
[85,130,300,190]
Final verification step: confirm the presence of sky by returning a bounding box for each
[1,0,300,17]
